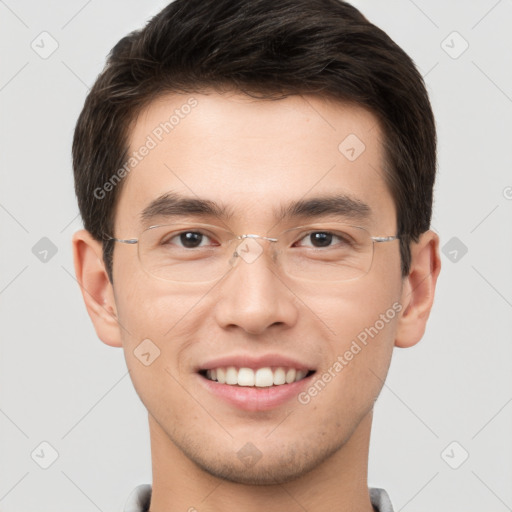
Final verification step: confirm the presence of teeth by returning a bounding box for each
[296,370,307,381]
[238,367,255,386]
[216,367,226,384]
[285,368,296,384]
[203,366,311,387]
[225,366,238,385]
[273,367,286,385]
[255,368,274,387]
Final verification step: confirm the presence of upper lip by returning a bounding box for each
[196,353,316,372]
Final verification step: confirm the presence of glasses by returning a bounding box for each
[104,222,399,283]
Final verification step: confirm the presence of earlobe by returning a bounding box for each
[72,229,123,348]
[395,230,441,348]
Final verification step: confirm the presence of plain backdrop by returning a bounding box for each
[1,1,511,511]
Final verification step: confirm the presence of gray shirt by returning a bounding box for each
[123,484,395,511]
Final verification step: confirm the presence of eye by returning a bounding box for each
[164,230,218,249]
[295,231,351,249]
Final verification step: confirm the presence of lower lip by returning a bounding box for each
[198,373,315,411]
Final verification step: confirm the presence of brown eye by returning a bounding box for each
[308,232,333,247]
[296,231,349,249]
[164,231,214,248]
[178,232,205,248]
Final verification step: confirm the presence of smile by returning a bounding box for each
[200,366,314,387]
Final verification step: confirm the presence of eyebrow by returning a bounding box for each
[140,192,235,223]
[276,194,371,223]
[140,191,371,225]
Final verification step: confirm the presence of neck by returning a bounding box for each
[148,410,375,512]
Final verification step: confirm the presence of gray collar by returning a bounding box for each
[123,484,394,512]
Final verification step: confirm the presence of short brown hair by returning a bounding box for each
[72,0,437,283]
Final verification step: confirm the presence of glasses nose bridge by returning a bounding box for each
[237,233,279,243]
[229,232,281,266]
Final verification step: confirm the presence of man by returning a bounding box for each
[71,0,441,510]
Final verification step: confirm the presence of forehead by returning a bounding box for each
[115,91,396,233]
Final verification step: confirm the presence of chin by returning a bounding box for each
[196,458,313,486]
[180,436,344,486]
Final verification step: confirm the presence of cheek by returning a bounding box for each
[297,299,399,433]
[113,271,229,395]
[290,258,402,342]
[115,288,206,365]
[113,281,204,420]
[113,254,206,339]
[292,267,402,403]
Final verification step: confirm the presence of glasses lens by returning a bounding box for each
[138,223,234,282]
[279,224,374,282]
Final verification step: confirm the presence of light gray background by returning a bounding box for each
[1,1,511,511]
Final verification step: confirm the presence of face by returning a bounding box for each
[110,91,404,484]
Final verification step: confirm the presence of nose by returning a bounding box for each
[213,237,299,335]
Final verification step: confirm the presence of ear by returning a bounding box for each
[395,230,441,348]
[72,229,122,348]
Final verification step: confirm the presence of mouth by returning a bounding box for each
[196,354,317,411]
[199,366,316,387]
